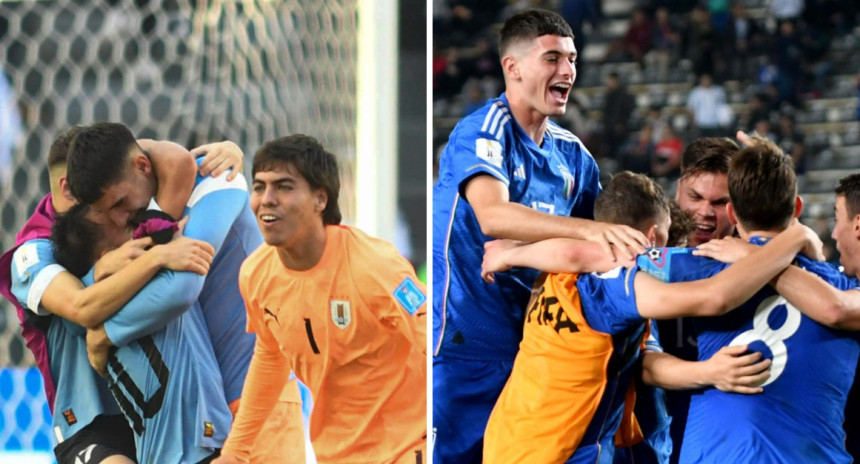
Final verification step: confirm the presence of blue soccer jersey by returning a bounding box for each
[638,243,860,463]
[103,296,232,463]
[103,161,258,404]
[10,239,122,445]
[433,93,602,361]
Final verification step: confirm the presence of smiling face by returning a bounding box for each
[506,34,577,117]
[250,162,326,248]
[676,171,734,246]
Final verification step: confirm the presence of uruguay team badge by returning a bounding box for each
[330,300,351,329]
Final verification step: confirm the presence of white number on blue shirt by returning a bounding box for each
[729,295,801,386]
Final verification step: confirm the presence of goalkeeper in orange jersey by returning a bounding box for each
[213,134,427,464]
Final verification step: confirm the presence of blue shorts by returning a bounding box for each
[432,355,514,464]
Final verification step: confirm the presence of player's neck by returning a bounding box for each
[737,226,781,241]
[506,93,549,146]
[276,225,328,272]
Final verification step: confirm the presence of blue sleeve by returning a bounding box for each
[795,256,860,291]
[635,247,709,283]
[579,266,642,334]
[569,146,601,220]
[103,170,249,346]
[10,239,66,317]
[446,114,513,198]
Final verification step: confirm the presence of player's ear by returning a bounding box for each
[314,188,327,213]
[793,195,803,218]
[58,175,75,203]
[726,202,738,225]
[645,223,658,245]
[133,151,152,175]
[502,54,520,81]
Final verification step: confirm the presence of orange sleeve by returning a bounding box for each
[360,245,427,355]
[222,264,291,461]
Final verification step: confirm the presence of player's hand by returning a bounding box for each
[703,344,771,394]
[192,141,244,181]
[93,236,155,281]
[692,237,755,263]
[481,239,519,283]
[796,221,825,261]
[153,234,215,276]
[86,325,113,377]
[583,221,648,261]
[211,454,248,464]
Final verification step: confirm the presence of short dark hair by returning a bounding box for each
[67,122,140,205]
[681,151,733,183]
[680,137,738,174]
[594,171,670,231]
[51,203,101,278]
[835,174,860,218]
[499,9,574,56]
[253,134,342,225]
[728,140,796,231]
[48,126,83,170]
[668,200,696,247]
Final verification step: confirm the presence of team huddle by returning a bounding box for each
[0,124,427,463]
[433,8,860,464]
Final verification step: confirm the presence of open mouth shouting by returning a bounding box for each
[549,82,571,105]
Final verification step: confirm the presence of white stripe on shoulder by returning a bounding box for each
[493,115,511,140]
[27,264,65,315]
[188,171,248,208]
[547,124,579,142]
[481,101,508,134]
[480,103,499,132]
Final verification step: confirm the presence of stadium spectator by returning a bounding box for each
[602,72,636,160]
[686,73,730,137]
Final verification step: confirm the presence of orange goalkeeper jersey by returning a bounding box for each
[223,225,427,464]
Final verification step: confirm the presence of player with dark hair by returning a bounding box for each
[214,135,426,464]
[432,9,648,462]
[479,171,813,463]
[0,126,234,464]
[51,194,234,464]
[66,122,308,463]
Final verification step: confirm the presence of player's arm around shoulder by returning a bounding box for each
[634,224,809,319]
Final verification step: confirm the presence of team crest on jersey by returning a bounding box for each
[559,165,575,199]
[203,421,214,437]
[476,138,503,168]
[330,300,351,329]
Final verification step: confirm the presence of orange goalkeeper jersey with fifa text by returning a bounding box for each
[222,225,427,464]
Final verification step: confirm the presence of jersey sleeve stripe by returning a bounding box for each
[480,103,500,132]
[464,163,510,186]
[493,115,511,141]
[27,263,64,315]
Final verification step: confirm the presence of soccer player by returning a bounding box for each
[432,9,648,462]
[212,135,426,464]
[635,141,860,462]
[65,123,307,464]
[51,203,232,464]
[0,127,234,464]
[480,171,815,463]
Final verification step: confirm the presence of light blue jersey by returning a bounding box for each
[102,295,231,463]
[10,239,121,445]
[103,160,258,404]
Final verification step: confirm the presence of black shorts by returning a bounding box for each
[54,414,137,464]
